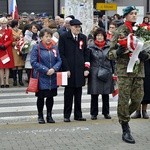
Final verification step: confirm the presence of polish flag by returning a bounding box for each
[57,72,68,86]
[0,54,10,64]
[8,0,19,20]
[112,75,119,101]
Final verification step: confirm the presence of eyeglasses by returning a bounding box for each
[109,26,115,29]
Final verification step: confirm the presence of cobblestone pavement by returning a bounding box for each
[0,117,150,150]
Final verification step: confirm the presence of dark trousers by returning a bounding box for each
[37,97,54,115]
[90,94,109,116]
[64,87,83,119]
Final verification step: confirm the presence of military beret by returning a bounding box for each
[70,19,82,26]
[21,12,29,17]
[123,6,137,17]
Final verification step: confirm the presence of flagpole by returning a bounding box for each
[7,0,9,14]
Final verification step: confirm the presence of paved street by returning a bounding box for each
[0,85,150,150]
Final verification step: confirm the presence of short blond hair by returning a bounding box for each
[0,17,8,24]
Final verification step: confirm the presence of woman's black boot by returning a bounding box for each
[38,113,45,124]
[18,70,24,86]
[46,113,55,123]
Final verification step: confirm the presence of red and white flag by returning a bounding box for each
[112,75,119,101]
[57,72,68,86]
[0,54,10,64]
[8,0,19,20]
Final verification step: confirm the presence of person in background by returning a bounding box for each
[131,59,150,119]
[30,28,62,124]
[106,21,117,41]
[0,17,14,88]
[107,6,150,144]
[11,19,25,86]
[139,16,150,27]
[19,12,30,36]
[58,19,90,122]
[87,28,114,120]
[87,25,99,40]
[24,23,40,82]
[54,15,61,29]
[57,17,72,36]
[58,18,64,28]
[131,16,150,119]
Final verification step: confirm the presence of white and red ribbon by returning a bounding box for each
[127,35,144,73]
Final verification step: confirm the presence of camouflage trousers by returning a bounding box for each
[117,77,144,124]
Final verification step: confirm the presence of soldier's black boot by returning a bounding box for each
[121,122,135,144]
[142,110,149,119]
[38,113,45,124]
[131,110,141,119]
[46,113,55,123]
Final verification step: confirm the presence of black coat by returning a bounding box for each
[142,60,150,104]
[58,31,89,87]
[87,42,114,94]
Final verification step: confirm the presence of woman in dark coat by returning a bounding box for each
[30,28,62,124]
[87,28,114,120]
[132,60,150,119]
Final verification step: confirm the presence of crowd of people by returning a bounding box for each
[0,6,150,144]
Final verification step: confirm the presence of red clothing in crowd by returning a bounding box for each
[0,27,14,68]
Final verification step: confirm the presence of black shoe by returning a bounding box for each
[5,85,9,88]
[46,116,55,123]
[38,115,45,124]
[1,85,4,88]
[64,118,71,122]
[74,117,86,121]
[13,81,17,86]
[121,123,135,144]
[19,81,24,86]
[131,110,141,119]
[122,132,135,144]
[142,110,149,119]
[91,115,97,120]
[104,114,111,119]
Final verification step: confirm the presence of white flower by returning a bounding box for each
[133,26,138,31]
[24,44,28,48]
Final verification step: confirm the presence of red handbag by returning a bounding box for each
[26,72,39,93]
[26,46,40,93]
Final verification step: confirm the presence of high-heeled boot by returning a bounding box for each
[18,70,24,86]
[12,70,17,86]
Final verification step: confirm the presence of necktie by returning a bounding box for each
[75,36,77,41]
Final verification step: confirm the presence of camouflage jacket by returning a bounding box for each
[107,24,145,78]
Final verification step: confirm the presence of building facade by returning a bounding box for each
[0,0,149,17]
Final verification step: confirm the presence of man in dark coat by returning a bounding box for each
[58,19,90,122]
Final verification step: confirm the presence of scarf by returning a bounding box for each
[94,40,106,49]
[42,41,53,50]
[124,21,134,33]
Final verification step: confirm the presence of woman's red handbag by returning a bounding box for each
[26,45,40,93]
[26,75,39,93]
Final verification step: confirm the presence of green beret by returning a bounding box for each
[123,6,137,17]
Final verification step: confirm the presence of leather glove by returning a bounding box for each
[0,45,6,50]
[138,50,149,62]
[116,45,126,57]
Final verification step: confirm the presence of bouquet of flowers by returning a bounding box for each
[21,41,30,54]
[134,25,150,42]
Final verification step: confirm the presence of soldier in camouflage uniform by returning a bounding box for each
[107,6,150,144]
